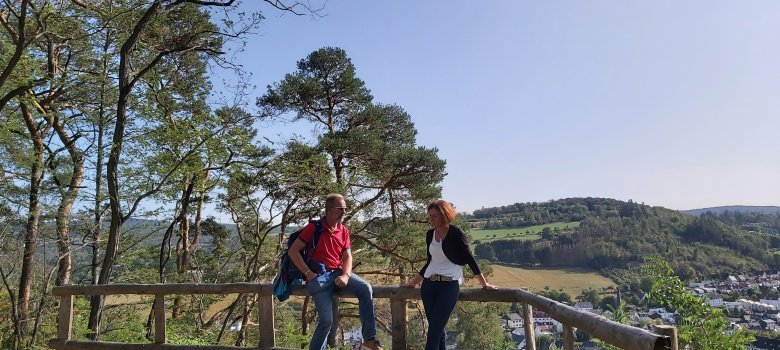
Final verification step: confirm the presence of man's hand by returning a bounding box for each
[334,273,350,287]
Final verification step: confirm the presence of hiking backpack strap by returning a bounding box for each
[306,219,325,262]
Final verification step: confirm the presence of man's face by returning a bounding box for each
[326,198,348,223]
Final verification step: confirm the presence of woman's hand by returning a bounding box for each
[400,281,417,288]
[401,275,422,288]
[482,282,499,291]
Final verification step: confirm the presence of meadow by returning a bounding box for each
[467,264,615,297]
[470,222,580,242]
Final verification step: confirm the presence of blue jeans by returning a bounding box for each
[306,272,377,350]
[420,278,459,350]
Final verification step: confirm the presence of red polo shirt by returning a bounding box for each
[297,219,351,270]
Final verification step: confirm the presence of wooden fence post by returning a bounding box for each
[562,324,574,350]
[154,294,165,344]
[653,324,678,350]
[523,302,536,350]
[390,298,407,350]
[258,294,275,349]
[57,295,73,340]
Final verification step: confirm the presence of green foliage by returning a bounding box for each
[538,287,572,304]
[643,257,754,350]
[453,301,513,350]
[274,319,309,348]
[166,315,216,345]
[578,288,601,305]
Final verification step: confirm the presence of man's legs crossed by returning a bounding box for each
[307,281,336,350]
[343,273,377,341]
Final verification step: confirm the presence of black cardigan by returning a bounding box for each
[419,225,482,277]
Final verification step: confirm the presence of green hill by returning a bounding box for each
[466,198,780,281]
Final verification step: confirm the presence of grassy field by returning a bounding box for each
[466,264,614,297]
[470,222,580,242]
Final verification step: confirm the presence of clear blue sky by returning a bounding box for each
[222,1,780,213]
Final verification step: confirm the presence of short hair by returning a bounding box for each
[325,193,345,208]
[428,199,457,223]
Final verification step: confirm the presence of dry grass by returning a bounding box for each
[466,264,615,296]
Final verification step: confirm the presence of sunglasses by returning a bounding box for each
[330,207,348,211]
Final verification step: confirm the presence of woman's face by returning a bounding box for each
[428,208,446,228]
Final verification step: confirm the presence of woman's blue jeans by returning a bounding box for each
[421,278,459,350]
[306,272,376,350]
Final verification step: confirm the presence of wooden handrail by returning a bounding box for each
[49,283,675,350]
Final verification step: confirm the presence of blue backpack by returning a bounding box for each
[272,219,325,301]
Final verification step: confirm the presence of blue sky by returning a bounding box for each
[221,1,780,213]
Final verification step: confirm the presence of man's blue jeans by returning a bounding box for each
[306,272,376,350]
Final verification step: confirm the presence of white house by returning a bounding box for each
[725,301,744,312]
[505,313,523,328]
[707,294,725,307]
[574,302,594,312]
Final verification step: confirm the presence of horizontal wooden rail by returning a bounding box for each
[47,340,298,350]
[51,283,275,296]
[50,283,674,350]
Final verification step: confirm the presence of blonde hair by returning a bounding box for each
[428,199,457,223]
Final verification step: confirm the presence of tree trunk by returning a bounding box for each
[89,3,162,336]
[53,114,84,286]
[90,29,111,287]
[172,177,195,318]
[88,60,131,340]
[16,102,47,348]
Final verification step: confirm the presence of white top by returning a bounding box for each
[423,237,463,284]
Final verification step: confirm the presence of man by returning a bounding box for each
[289,193,383,350]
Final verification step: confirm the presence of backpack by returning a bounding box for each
[272,219,325,301]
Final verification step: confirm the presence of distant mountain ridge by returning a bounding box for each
[681,206,780,216]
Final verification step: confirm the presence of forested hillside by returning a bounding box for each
[468,198,780,280]
[697,210,780,235]
[683,206,780,216]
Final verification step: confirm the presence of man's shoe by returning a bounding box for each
[362,338,383,350]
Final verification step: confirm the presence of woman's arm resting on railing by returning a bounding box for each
[475,274,499,290]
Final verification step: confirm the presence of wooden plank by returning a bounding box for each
[257,294,275,348]
[53,283,275,296]
[390,298,407,350]
[653,325,677,350]
[48,339,300,350]
[57,295,73,340]
[154,294,165,344]
[523,302,536,350]
[562,324,574,350]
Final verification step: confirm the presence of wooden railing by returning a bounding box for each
[48,283,676,350]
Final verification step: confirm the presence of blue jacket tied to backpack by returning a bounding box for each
[272,220,324,301]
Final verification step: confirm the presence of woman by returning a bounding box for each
[401,199,498,350]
